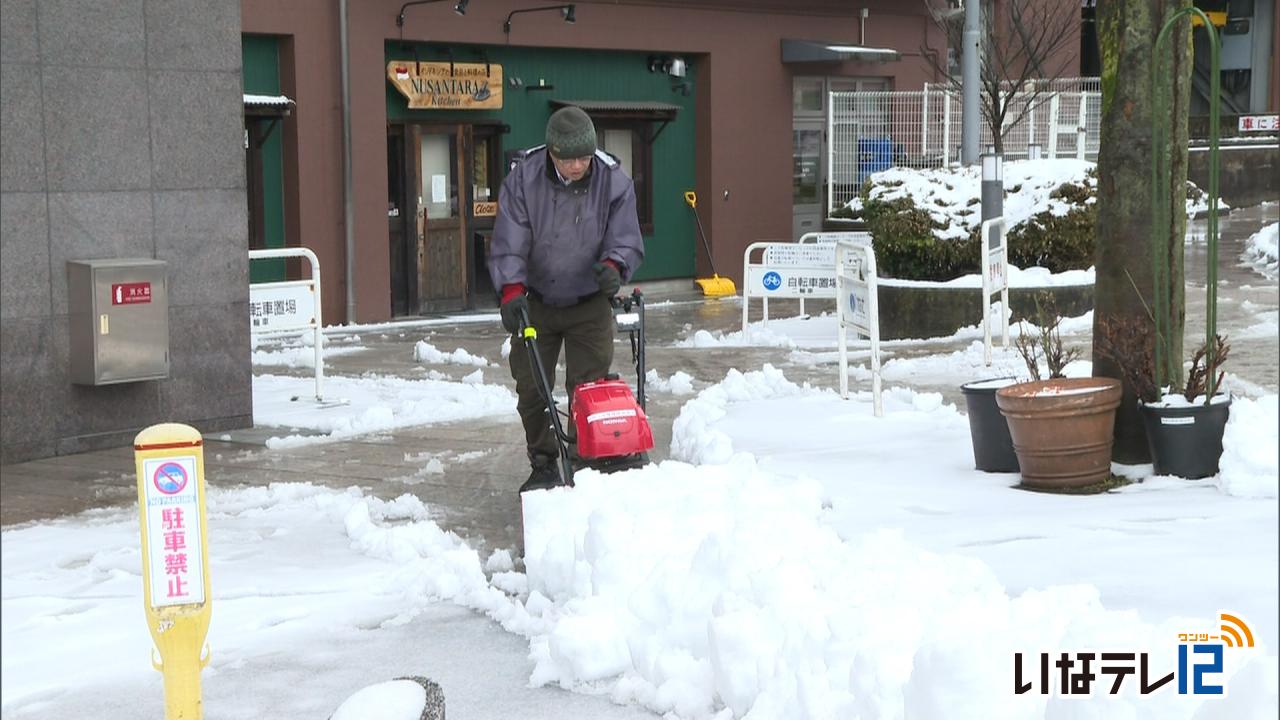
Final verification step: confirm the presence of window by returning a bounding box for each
[549,101,679,236]
[592,119,655,234]
[793,77,824,113]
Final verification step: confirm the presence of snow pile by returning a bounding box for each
[879,339,1027,385]
[253,373,514,448]
[1217,394,1280,498]
[675,326,796,350]
[251,344,367,368]
[881,264,1094,288]
[520,463,1271,719]
[4,360,1277,719]
[330,680,427,720]
[670,365,808,465]
[645,369,696,395]
[1242,222,1278,279]
[413,340,492,367]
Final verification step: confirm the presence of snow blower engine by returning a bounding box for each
[516,288,654,487]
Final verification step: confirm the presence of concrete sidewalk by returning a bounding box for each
[0,278,828,558]
[3,205,1277,555]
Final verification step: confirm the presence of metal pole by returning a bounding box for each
[339,0,357,324]
[981,152,1003,222]
[961,0,981,164]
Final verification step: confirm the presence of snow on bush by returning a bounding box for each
[848,159,1097,241]
[847,159,1224,243]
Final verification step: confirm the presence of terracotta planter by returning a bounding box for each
[996,378,1123,490]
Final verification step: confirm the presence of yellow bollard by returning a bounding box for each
[135,423,213,720]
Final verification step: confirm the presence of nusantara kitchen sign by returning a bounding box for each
[387,61,504,110]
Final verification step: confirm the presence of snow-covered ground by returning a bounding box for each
[251,373,513,449]
[4,180,1278,718]
[5,306,1277,718]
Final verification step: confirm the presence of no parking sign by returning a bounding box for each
[135,423,212,718]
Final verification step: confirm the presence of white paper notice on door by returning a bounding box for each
[431,175,447,203]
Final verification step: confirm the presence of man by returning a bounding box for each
[488,106,645,493]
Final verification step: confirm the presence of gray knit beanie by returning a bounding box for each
[545,106,597,159]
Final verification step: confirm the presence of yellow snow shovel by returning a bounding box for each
[684,191,737,298]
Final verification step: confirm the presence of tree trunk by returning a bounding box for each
[1094,0,1191,463]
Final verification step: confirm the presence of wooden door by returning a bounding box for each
[412,125,469,313]
[387,126,415,316]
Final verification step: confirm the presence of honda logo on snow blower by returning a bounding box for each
[587,408,638,425]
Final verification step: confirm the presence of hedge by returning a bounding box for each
[852,179,1097,281]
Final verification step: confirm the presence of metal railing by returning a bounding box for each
[827,78,1102,215]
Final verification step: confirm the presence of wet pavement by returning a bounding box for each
[3,204,1276,559]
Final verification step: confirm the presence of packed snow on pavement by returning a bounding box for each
[4,298,1277,719]
[1243,221,1279,279]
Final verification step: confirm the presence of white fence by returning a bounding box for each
[828,77,1102,215]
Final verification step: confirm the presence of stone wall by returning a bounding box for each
[1187,144,1279,210]
[1,0,251,463]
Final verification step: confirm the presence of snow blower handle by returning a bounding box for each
[514,304,575,487]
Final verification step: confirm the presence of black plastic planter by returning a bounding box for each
[960,378,1020,473]
[1139,396,1232,479]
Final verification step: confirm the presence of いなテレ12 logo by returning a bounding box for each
[1014,612,1256,697]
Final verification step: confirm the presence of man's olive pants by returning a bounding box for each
[508,293,615,462]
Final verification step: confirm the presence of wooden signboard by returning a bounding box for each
[472,201,497,217]
[387,61,503,110]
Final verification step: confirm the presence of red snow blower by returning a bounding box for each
[516,288,654,487]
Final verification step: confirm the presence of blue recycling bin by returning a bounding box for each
[857,137,894,185]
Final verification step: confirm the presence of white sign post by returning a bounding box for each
[742,235,870,334]
[981,217,1010,366]
[134,423,213,718]
[249,247,326,402]
[836,239,882,417]
[795,231,871,315]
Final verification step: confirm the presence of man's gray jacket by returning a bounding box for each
[488,146,644,306]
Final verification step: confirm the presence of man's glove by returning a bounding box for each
[499,285,528,335]
[593,261,622,297]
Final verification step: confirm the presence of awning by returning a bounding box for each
[550,99,680,143]
[243,93,295,118]
[549,99,680,121]
[781,39,901,64]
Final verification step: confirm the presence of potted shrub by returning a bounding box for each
[959,376,1020,473]
[1099,317,1233,479]
[995,297,1123,490]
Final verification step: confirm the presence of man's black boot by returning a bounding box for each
[519,453,562,494]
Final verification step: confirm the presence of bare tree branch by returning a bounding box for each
[920,0,1080,153]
